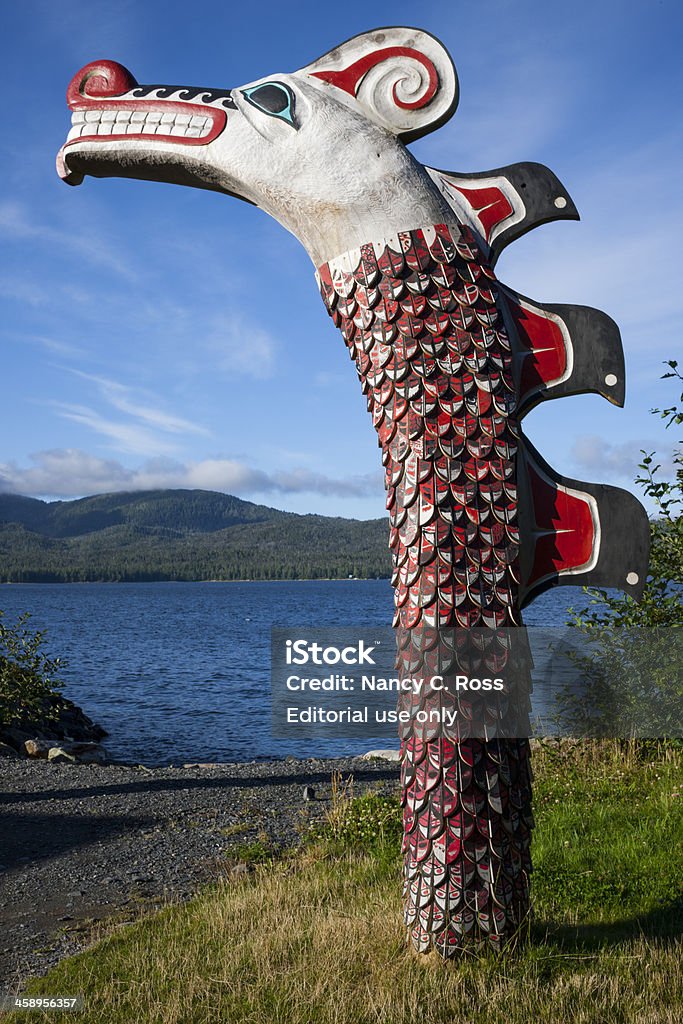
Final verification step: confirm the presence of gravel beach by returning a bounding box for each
[0,756,400,990]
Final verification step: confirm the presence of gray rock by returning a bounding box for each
[362,749,401,762]
[1,726,33,748]
[65,741,102,755]
[0,741,23,759]
[47,748,77,764]
[77,747,108,765]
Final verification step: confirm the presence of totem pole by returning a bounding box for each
[58,28,649,954]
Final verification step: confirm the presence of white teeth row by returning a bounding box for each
[68,108,212,140]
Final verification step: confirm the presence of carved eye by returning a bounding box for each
[241,82,297,127]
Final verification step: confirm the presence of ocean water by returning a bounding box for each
[0,580,587,765]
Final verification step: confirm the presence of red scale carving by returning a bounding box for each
[318,222,533,953]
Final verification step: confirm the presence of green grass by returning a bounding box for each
[5,742,682,1024]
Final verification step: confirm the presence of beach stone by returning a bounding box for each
[1,726,33,749]
[362,749,401,762]
[24,739,54,758]
[66,741,104,755]
[0,742,23,759]
[77,746,108,765]
[47,747,77,764]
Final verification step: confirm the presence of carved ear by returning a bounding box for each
[298,27,458,143]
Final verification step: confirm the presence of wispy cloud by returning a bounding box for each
[41,372,212,457]
[0,276,52,307]
[0,449,383,501]
[48,403,182,457]
[68,371,211,437]
[204,313,277,379]
[10,332,87,358]
[0,200,134,280]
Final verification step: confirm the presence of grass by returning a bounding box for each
[4,741,682,1024]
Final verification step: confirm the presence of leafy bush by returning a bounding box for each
[571,360,682,630]
[563,363,682,739]
[0,611,65,728]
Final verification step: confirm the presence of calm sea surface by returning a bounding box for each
[0,581,586,765]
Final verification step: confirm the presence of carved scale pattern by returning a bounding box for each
[317,221,533,953]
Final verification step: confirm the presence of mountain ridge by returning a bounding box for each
[0,489,391,583]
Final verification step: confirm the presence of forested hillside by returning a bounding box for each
[0,490,391,582]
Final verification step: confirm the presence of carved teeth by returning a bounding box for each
[69,106,214,139]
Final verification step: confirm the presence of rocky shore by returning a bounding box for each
[0,754,400,991]
[0,692,108,765]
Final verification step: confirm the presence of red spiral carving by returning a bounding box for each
[310,46,438,111]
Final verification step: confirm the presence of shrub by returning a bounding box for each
[0,611,65,728]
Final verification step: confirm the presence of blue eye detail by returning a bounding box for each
[241,82,297,127]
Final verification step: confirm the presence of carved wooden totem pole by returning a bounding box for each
[58,28,649,955]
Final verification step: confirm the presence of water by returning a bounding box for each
[0,581,585,765]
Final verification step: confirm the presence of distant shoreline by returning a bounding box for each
[0,577,389,585]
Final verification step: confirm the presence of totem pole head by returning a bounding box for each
[57,28,459,263]
[57,24,649,605]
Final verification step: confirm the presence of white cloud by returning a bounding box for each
[0,449,384,502]
[0,450,133,498]
[571,434,679,481]
[269,467,381,497]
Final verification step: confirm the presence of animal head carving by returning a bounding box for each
[57,28,458,263]
[57,26,650,605]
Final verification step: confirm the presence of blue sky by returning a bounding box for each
[2,0,681,518]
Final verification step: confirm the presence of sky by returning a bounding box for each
[1,0,681,519]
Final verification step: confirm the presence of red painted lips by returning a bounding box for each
[57,59,228,183]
